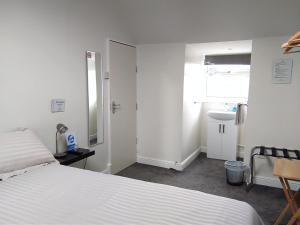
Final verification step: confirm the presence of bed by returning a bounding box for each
[0,130,264,225]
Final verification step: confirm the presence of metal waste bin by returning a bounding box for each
[224,161,247,186]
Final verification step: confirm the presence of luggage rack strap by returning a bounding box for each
[295,150,300,160]
[283,148,289,158]
[259,146,265,155]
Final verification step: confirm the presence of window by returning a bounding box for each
[205,65,250,101]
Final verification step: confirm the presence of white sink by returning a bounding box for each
[208,110,236,121]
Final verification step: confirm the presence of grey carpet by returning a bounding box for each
[117,153,289,225]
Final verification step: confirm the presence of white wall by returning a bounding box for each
[182,63,203,160]
[245,36,300,186]
[0,0,133,172]
[137,44,185,164]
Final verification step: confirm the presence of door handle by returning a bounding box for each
[219,124,221,133]
[112,101,121,114]
[223,124,225,133]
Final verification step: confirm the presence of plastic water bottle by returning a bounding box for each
[65,132,78,152]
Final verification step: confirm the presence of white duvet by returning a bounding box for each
[0,164,264,225]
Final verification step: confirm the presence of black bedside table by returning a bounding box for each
[54,148,95,166]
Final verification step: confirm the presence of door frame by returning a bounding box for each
[106,38,136,174]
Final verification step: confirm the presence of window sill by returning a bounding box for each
[203,97,248,104]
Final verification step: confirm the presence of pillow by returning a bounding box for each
[0,129,56,175]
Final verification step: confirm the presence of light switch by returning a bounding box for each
[51,99,65,113]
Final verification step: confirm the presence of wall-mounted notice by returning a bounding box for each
[272,58,293,84]
[51,99,65,113]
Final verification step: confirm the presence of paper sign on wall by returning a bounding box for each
[272,58,293,84]
[51,99,65,113]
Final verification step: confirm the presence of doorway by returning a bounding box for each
[185,40,252,160]
[109,40,137,174]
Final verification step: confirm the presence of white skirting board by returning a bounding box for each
[254,175,300,191]
[175,147,201,171]
[137,155,176,170]
[137,147,201,171]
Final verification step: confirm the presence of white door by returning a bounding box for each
[222,120,238,161]
[207,118,223,160]
[109,40,137,174]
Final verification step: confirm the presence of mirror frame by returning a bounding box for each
[86,51,104,147]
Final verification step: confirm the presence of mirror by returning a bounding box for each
[86,51,103,146]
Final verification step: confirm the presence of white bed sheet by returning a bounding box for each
[0,164,264,225]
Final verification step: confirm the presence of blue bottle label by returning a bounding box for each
[65,133,77,151]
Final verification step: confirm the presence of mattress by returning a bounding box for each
[0,164,264,225]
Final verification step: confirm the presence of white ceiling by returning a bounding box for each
[117,0,300,44]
